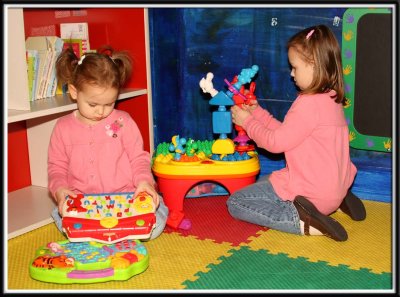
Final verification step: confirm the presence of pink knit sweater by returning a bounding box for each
[48,109,154,197]
[242,91,357,215]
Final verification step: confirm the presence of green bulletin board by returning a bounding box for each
[341,8,392,152]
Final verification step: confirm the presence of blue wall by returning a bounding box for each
[148,8,392,203]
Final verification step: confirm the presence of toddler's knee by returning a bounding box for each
[150,199,169,240]
[226,195,234,208]
[227,192,241,206]
[51,207,63,233]
[226,195,240,217]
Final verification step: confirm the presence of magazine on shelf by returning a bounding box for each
[61,22,90,57]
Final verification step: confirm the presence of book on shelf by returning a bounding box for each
[37,48,52,99]
[55,80,66,95]
[44,37,64,98]
[26,37,47,100]
[26,50,38,101]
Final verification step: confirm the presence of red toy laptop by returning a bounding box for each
[62,192,156,244]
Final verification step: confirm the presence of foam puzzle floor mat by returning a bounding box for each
[7,197,393,292]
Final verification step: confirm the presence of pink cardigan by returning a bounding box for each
[48,109,154,197]
[242,91,357,215]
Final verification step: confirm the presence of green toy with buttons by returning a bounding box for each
[29,239,149,284]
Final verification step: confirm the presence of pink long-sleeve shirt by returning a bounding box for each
[242,91,357,215]
[48,109,154,198]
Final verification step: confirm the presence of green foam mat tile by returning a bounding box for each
[182,246,392,290]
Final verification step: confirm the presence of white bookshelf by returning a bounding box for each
[6,7,153,239]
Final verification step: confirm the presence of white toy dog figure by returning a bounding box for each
[199,72,218,97]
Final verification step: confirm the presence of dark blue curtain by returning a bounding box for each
[148,7,391,202]
[149,7,346,145]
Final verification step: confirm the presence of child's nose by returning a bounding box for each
[97,106,104,115]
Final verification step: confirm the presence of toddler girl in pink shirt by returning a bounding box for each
[227,25,366,242]
[48,45,168,239]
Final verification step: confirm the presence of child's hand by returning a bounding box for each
[54,187,77,214]
[135,181,160,208]
[231,105,251,127]
[243,99,259,113]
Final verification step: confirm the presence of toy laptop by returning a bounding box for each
[62,192,156,244]
[30,239,149,284]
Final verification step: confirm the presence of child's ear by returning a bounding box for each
[68,84,78,100]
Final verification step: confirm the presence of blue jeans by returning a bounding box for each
[227,175,302,235]
[51,195,169,240]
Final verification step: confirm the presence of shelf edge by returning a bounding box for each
[8,219,54,240]
[8,88,148,123]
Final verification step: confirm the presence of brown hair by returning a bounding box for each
[55,45,132,92]
[287,25,345,105]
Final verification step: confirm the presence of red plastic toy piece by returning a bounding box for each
[166,210,185,229]
[66,194,87,213]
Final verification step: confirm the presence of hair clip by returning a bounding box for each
[109,55,117,65]
[78,55,86,65]
[306,29,315,40]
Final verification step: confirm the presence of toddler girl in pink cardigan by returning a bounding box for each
[48,46,168,239]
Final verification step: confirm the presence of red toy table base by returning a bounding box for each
[156,175,257,229]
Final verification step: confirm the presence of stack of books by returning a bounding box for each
[25,36,64,100]
[25,22,91,100]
